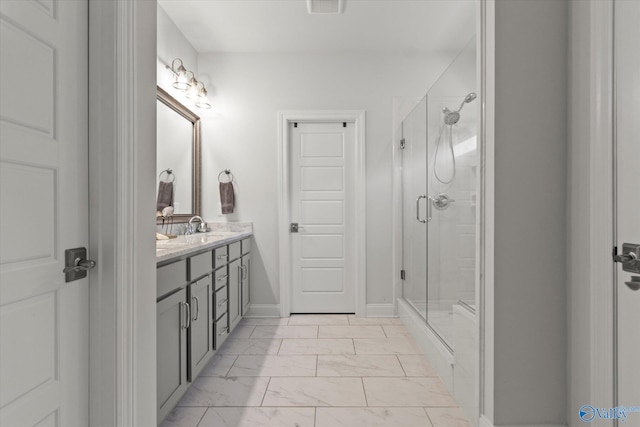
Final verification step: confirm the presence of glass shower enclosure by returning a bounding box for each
[401,39,478,350]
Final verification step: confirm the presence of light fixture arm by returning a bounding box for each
[166,58,185,75]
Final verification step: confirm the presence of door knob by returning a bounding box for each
[613,243,640,274]
[63,259,96,273]
[613,252,637,263]
[63,247,96,282]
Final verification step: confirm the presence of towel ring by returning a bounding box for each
[218,169,233,183]
[159,168,175,183]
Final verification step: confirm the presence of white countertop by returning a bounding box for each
[156,230,252,263]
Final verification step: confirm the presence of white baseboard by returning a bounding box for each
[244,304,281,317]
[479,415,566,427]
[245,303,396,318]
[365,303,396,317]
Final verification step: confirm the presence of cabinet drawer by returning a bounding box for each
[241,238,251,255]
[157,260,186,299]
[214,246,229,268]
[229,241,241,261]
[214,285,228,319]
[215,315,229,348]
[188,251,212,281]
[214,267,229,291]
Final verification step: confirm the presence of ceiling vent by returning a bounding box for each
[306,0,346,14]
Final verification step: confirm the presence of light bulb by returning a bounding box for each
[185,76,199,99]
[195,86,211,109]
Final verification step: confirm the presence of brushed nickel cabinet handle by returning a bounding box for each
[192,296,199,321]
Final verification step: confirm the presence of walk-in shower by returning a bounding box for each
[399,37,478,425]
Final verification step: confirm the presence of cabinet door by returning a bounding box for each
[157,288,188,423]
[188,276,212,381]
[241,254,251,316]
[228,259,241,330]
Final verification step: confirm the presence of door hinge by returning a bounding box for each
[400,270,405,280]
[400,138,406,149]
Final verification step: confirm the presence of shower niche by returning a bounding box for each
[400,37,478,425]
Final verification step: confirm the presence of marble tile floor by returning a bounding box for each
[161,314,472,427]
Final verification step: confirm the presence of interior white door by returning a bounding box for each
[615,0,640,417]
[0,1,89,426]
[290,122,355,313]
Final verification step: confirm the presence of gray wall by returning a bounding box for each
[492,0,568,424]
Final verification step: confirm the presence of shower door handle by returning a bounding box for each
[416,195,432,223]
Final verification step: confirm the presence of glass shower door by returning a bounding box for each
[402,38,477,350]
[425,39,478,348]
[401,96,428,319]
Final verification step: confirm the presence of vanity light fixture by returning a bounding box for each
[166,58,212,109]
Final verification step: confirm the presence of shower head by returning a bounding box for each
[442,92,477,125]
[456,92,477,112]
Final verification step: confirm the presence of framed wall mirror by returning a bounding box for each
[156,86,201,223]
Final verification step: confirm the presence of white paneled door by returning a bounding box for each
[0,1,89,426]
[615,0,640,415]
[290,122,355,313]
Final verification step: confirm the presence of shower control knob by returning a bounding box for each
[432,193,455,210]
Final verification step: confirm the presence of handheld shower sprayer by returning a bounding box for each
[435,92,478,184]
[456,92,477,112]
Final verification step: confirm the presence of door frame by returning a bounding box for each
[564,1,616,425]
[574,0,616,417]
[277,110,366,317]
[587,0,616,414]
[88,1,157,425]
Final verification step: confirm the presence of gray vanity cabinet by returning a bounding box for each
[228,258,242,330]
[157,287,188,423]
[187,275,212,381]
[157,236,252,424]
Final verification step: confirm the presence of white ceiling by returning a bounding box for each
[158,0,476,54]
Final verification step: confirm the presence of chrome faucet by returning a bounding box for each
[186,216,206,234]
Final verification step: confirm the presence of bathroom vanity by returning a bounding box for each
[156,230,252,423]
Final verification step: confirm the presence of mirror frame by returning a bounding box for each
[156,86,201,224]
